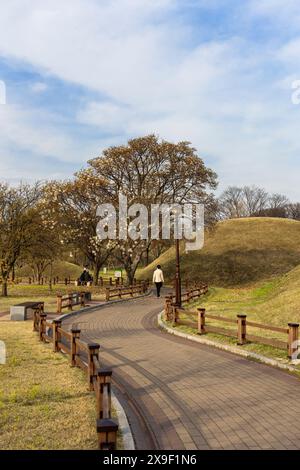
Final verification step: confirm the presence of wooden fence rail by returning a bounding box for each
[56,292,86,313]
[164,284,209,318]
[167,305,299,359]
[105,280,149,301]
[33,307,118,450]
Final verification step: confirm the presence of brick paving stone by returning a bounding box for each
[63,291,300,450]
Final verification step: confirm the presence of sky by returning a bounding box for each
[0,0,300,200]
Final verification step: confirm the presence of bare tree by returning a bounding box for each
[218,186,291,219]
[268,193,290,210]
[243,186,268,215]
[286,203,300,220]
[218,186,246,219]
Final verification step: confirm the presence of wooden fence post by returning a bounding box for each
[288,323,299,359]
[237,314,247,345]
[95,368,118,450]
[39,313,47,342]
[53,319,62,352]
[105,288,110,302]
[96,419,118,451]
[164,296,171,320]
[80,293,85,307]
[68,294,73,311]
[96,369,112,419]
[172,306,178,326]
[57,294,62,314]
[71,327,81,366]
[109,277,112,286]
[87,343,100,391]
[197,308,206,335]
[33,307,40,332]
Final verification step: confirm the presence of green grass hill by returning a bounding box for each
[16,260,83,279]
[199,264,300,326]
[138,217,300,287]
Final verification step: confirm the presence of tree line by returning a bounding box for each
[0,135,217,296]
[217,186,300,220]
[1,135,298,297]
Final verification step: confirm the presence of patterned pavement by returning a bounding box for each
[63,291,300,450]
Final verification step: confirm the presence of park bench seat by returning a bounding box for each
[10,301,44,321]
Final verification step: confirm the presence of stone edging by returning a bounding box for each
[157,311,300,374]
[112,392,135,450]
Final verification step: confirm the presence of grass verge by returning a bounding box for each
[0,284,105,315]
[0,321,106,449]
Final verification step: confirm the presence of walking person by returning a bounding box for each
[153,265,164,298]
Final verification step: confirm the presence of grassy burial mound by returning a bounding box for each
[199,264,300,327]
[139,218,300,287]
[16,260,83,280]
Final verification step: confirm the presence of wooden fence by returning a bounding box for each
[105,280,150,301]
[10,276,127,287]
[56,292,86,313]
[164,284,209,313]
[33,307,118,450]
[166,306,299,359]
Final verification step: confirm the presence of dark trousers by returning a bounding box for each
[155,282,163,297]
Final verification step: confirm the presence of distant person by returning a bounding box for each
[153,265,164,298]
[78,267,93,286]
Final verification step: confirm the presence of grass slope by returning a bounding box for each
[165,265,300,362]
[199,264,300,327]
[139,218,300,287]
[16,260,83,279]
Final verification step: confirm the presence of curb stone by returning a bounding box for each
[158,311,300,374]
[112,392,135,450]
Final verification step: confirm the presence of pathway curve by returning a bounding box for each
[63,291,300,450]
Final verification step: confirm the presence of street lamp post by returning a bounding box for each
[174,237,182,307]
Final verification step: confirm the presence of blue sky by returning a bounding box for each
[0,0,300,199]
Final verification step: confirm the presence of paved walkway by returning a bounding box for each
[63,291,300,450]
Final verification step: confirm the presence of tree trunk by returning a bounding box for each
[1,279,8,297]
[49,261,53,291]
[126,270,134,286]
[93,264,101,286]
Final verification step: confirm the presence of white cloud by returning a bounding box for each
[30,81,48,93]
[0,103,100,164]
[0,0,299,199]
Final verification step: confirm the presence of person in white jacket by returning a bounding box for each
[153,265,164,298]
